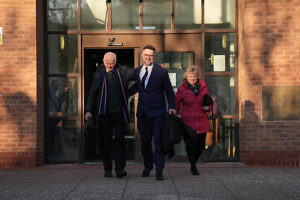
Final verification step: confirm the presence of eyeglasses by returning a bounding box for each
[143,54,155,57]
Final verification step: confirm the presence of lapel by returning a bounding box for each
[136,66,143,88]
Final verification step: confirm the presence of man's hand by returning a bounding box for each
[168,109,176,115]
[160,64,167,68]
[85,112,92,121]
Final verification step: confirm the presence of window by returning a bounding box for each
[81,0,108,30]
[143,0,171,30]
[48,0,78,31]
[174,0,202,30]
[205,33,235,72]
[205,0,235,29]
[112,0,139,30]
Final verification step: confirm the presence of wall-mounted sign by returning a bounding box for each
[168,73,176,87]
[0,27,3,45]
[108,43,123,46]
[213,55,225,71]
[262,86,300,121]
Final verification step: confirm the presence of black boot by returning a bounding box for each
[191,149,202,175]
[115,169,127,178]
[104,169,112,177]
[194,149,202,164]
[187,150,195,165]
[187,150,199,175]
[190,166,200,175]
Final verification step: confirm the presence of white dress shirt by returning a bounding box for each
[139,63,153,89]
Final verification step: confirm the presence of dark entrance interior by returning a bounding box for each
[84,48,135,162]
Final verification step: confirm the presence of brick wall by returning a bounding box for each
[238,0,300,167]
[0,0,39,168]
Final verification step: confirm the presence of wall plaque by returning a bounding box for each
[262,86,300,121]
[108,43,123,46]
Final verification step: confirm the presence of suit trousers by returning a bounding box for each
[99,113,126,171]
[137,115,165,173]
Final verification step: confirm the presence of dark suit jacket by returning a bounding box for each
[134,63,175,118]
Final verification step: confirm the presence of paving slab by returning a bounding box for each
[0,163,299,200]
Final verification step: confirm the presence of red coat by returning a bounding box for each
[175,79,211,134]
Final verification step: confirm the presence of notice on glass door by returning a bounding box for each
[168,73,176,87]
[213,55,225,71]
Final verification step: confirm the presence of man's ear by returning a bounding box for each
[160,64,167,69]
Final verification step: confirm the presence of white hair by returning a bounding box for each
[103,52,117,62]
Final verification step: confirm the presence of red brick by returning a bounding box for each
[0,0,41,169]
[239,0,300,167]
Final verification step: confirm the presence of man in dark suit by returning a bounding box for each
[85,52,134,178]
[134,45,176,181]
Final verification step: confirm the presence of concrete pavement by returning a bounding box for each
[0,162,299,200]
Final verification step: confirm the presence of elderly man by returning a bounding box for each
[85,52,134,178]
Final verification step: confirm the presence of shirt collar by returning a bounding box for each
[143,63,154,70]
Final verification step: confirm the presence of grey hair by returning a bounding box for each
[183,65,200,79]
[103,52,117,62]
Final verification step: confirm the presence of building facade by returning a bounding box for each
[0,0,299,168]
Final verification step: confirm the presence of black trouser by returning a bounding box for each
[99,113,126,171]
[137,115,165,173]
[185,133,207,167]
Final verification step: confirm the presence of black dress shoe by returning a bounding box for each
[121,170,127,177]
[142,169,151,177]
[104,169,112,177]
[156,172,164,181]
[190,167,200,176]
[115,169,127,178]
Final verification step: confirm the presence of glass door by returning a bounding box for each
[203,33,238,161]
[46,35,80,163]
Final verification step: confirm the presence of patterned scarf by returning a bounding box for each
[186,80,200,96]
[97,65,130,124]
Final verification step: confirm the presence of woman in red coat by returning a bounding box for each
[175,65,211,175]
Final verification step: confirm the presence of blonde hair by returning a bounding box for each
[183,65,200,79]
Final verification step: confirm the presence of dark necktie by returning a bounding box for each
[141,67,148,89]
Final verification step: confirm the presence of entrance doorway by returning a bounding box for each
[80,33,238,163]
[83,48,135,162]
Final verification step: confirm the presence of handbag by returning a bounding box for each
[205,122,214,148]
[203,94,213,106]
[204,100,223,159]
